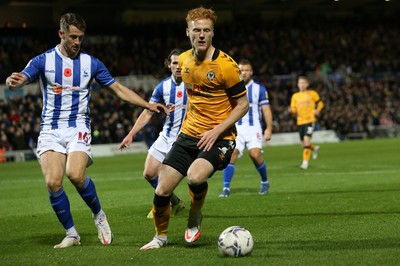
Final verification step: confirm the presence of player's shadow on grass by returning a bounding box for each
[35,233,99,246]
[218,187,400,198]
[209,210,400,219]
[228,187,260,195]
[256,238,400,251]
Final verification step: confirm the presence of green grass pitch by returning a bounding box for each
[0,138,399,265]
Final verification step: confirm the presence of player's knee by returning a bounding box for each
[155,185,172,197]
[143,171,157,181]
[187,174,207,186]
[66,170,86,188]
[248,150,261,162]
[45,178,63,192]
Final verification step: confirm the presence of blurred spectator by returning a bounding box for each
[1,16,399,149]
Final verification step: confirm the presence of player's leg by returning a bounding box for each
[67,126,112,245]
[146,141,185,218]
[37,129,80,248]
[219,149,239,197]
[143,153,163,218]
[311,142,320,159]
[143,154,161,189]
[298,124,312,170]
[186,139,235,242]
[140,164,185,250]
[66,150,112,245]
[248,147,269,194]
[247,126,269,194]
[220,131,244,197]
[185,158,213,242]
[145,138,165,189]
[301,135,312,170]
[40,150,80,248]
[141,137,191,250]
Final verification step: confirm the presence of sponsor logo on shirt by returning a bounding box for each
[51,83,81,94]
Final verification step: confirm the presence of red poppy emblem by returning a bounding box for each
[64,68,72,77]
[177,91,183,98]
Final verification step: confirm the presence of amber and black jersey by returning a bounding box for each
[179,49,247,140]
[290,89,324,126]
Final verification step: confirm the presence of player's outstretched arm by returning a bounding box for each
[108,82,169,115]
[119,109,154,150]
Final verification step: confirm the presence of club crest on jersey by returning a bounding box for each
[83,68,89,77]
[177,91,183,98]
[207,71,215,81]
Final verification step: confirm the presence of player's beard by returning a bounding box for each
[64,43,80,59]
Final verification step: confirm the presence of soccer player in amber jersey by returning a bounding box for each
[140,6,249,250]
[5,13,167,249]
[288,76,324,170]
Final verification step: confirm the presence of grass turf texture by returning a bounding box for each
[0,138,399,265]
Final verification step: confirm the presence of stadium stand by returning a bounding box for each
[1,17,399,160]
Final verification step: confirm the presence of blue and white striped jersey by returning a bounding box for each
[150,75,187,138]
[237,79,270,127]
[22,45,115,131]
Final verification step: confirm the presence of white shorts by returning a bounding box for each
[36,126,93,166]
[235,125,263,158]
[148,133,176,163]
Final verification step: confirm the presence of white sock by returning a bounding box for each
[93,209,105,221]
[156,235,167,242]
[66,226,79,237]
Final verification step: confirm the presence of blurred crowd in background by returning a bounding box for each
[1,16,399,153]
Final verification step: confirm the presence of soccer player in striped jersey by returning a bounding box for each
[288,76,324,170]
[119,49,186,218]
[5,13,167,248]
[219,59,273,197]
[140,6,249,250]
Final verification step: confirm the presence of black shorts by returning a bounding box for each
[298,123,315,141]
[163,133,236,177]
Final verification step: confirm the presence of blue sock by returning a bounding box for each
[77,177,101,215]
[49,188,74,230]
[222,163,235,189]
[256,161,268,183]
[147,176,159,189]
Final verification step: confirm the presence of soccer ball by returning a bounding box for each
[217,226,254,257]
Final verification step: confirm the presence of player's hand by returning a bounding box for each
[264,128,272,141]
[146,103,170,116]
[197,128,221,152]
[6,72,26,90]
[119,135,133,151]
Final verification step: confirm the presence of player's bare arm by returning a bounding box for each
[197,93,249,151]
[108,82,169,115]
[262,105,273,141]
[119,108,154,150]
